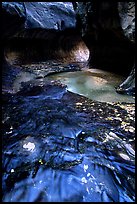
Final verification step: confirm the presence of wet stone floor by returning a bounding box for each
[2,61,135,202]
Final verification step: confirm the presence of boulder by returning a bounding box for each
[2,2,76,39]
[24,2,76,30]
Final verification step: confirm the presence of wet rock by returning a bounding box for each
[116,65,135,96]
[117,2,135,96]
[16,80,67,100]
[2,78,135,202]
[2,61,83,94]
[2,2,135,202]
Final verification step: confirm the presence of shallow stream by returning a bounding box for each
[47,68,135,103]
[2,61,135,202]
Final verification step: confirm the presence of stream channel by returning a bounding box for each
[2,60,135,202]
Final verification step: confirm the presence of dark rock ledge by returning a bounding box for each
[2,77,135,202]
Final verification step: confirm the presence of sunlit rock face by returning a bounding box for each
[71,41,90,62]
[54,39,90,63]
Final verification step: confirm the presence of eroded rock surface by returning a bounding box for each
[2,63,135,202]
[2,2,135,202]
[2,2,76,34]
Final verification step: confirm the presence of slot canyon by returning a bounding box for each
[2,2,135,202]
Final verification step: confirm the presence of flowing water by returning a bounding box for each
[2,61,135,202]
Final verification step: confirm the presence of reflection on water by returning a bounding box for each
[47,69,135,103]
